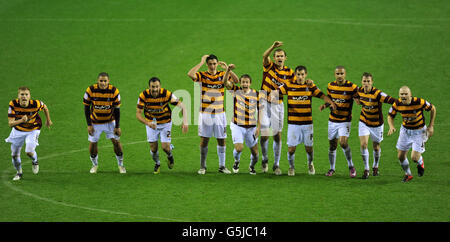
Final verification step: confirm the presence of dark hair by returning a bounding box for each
[295,65,307,73]
[335,66,345,70]
[273,49,286,56]
[148,77,161,86]
[18,86,30,92]
[206,54,218,63]
[240,74,252,83]
[98,72,109,78]
[362,72,373,79]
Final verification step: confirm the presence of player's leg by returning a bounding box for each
[303,124,315,175]
[249,144,259,175]
[198,136,209,174]
[411,131,426,177]
[230,123,244,173]
[372,141,381,176]
[398,149,413,182]
[232,143,244,173]
[198,113,212,174]
[359,135,370,179]
[259,102,271,172]
[160,122,174,169]
[260,135,269,172]
[287,146,296,176]
[326,121,338,176]
[338,123,355,177]
[217,138,230,174]
[286,124,298,176]
[10,144,23,180]
[271,103,284,175]
[88,123,101,173]
[305,146,315,175]
[150,141,161,174]
[215,113,229,174]
[25,130,40,174]
[272,131,282,175]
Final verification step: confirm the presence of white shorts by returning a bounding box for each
[146,122,172,143]
[358,121,384,143]
[230,122,258,148]
[287,124,314,147]
[328,121,351,140]
[88,121,119,143]
[198,112,227,139]
[5,128,41,154]
[396,125,427,153]
[260,102,284,136]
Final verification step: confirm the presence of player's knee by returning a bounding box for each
[329,140,338,150]
[411,153,421,162]
[288,147,296,154]
[397,152,406,161]
[360,143,368,150]
[372,142,380,151]
[26,152,34,157]
[305,146,313,154]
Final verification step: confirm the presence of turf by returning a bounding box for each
[0,0,449,222]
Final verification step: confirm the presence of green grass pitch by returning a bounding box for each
[0,0,449,222]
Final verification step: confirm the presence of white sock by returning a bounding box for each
[12,157,22,172]
[329,150,336,170]
[217,146,226,167]
[361,148,369,170]
[417,156,423,166]
[115,154,124,167]
[306,152,313,165]
[261,139,269,161]
[287,152,295,168]
[342,146,354,167]
[400,158,412,175]
[273,141,281,166]
[28,153,38,165]
[373,149,381,168]
[233,149,242,163]
[90,154,98,166]
[150,150,160,165]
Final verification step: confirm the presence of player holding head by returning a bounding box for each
[83,72,125,174]
[355,72,395,179]
[136,77,188,174]
[187,54,239,174]
[5,86,53,180]
[260,41,295,175]
[276,66,335,176]
[223,64,261,175]
[320,66,359,178]
[387,86,436,182]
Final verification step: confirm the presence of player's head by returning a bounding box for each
[273,49,287,68]
[97,72,110,89]
[399,85,412,104]
[239,74,252,89]
[335,66,346,82]
[148,77,161,97]
[206,54,218,72]
[295,65,308,83]
[361,72,373,91]
[17,86,31,107]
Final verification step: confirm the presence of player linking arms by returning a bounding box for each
[136,77,188,174]
[6,86,53,181]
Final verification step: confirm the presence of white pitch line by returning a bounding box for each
[2,136,198,221]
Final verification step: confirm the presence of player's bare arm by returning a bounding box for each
[427,104,436,137]
[223,64,235,90]
[321,95,337,111]
[42,104,53,128]
[187,55,209,81]
[8,115,28,128]
[263,41,283,66]
[387,115,396,136]
[175,100,189,134]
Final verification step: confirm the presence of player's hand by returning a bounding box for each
[147,122,157,130]
[46,119,53,129]
[181,123,189,134]
[427,125,434,138]
[319,104,326,111]
[227,64,235,70]
[388,127,396,136]
[21,115,28,123]
[87,125,95,136]
[254,127,260,138]
[305,79,314,86]
[330,102,337,111]
[201,55,209,64]
[218,61,228,69]
[273,41,283,48]
[269,91,279,103]
[114,127,121,137]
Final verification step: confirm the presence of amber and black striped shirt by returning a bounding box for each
[260,60,294,104]
[279,82,324,125]
[194,71,225,114]
[8,99,45,131]
[388,97,433,130]
[83,84,121,124]
[327,80,358,123]
[137,88,179,124]
[230,85,259,128]
[357,87,395,127]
